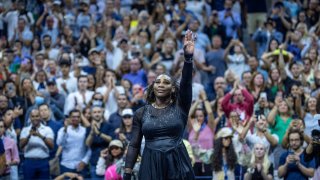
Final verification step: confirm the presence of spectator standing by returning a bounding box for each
[122,58,148,88]
[56,60,78,97]
[205,35,226,97]
[0,120,19,180]
[20,109,54,180]
[108,94,130,132]
[221,82,254,124]
[218,0,241,42]
[64,75,94,116]
[278,129,315,180]
[96,69,125,119]
[56,109,91,176]
[85,106,114,179]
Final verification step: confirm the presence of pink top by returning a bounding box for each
[188,125,214,162]
[104,164,122,180]
[3,136,20,174]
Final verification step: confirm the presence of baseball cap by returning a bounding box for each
[80,0,90,5]
[215,127,233,139]
[53,0,61,6]
[47,78,56,85]
[88,47,99,55]
[122,108,133,116]
[109,140,123,149]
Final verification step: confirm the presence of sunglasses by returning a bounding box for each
[123,115,133,119]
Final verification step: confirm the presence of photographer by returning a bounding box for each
[278,129,315,180]
[304,129,320,178]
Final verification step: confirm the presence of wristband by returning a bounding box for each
[184,54,193,63]
[123,172,132,180]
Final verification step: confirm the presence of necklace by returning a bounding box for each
[152,100,173,109]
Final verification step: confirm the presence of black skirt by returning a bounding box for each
[139,143,195,180]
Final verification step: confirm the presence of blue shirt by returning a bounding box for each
[108,112,122,131]
[123,69,147,88]
[86,121,115,165]
[279,151,315,180]
[218,10,241,38]
[45,119,62,159]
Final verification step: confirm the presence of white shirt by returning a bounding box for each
[227,54,250,79]
[246,131,279,151]
[56,125,91,169]
[105,47,123,70]
[56,76,78,97]
[20,124,54,158]
[3,10,18,41]
[64,90,94,115]
[96,85,125,120]
[192,82,204,102]
[304,113,320,137]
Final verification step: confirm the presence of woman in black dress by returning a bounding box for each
[124,30,195,180]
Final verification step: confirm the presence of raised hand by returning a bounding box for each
[183,30,195,58]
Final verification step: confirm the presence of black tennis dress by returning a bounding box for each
[125,60,195,180]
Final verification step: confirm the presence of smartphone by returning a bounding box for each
[292,114,299,120]
[260,92,267,99]
[318,119,320,126]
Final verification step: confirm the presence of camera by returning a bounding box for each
[312,129,320,146]
[32,126,37,131]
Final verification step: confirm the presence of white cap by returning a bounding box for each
[122,108,133,116]
[109,140,123,148]
[215,127,233,139]
[53,0,61,5]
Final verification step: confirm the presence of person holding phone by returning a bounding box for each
[241,114,278,151]
[267,96,293,169]
[278,129,315,180]
[19,109,54,180]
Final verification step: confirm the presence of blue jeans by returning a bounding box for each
[90,164,104,180]
[23,158,50,180]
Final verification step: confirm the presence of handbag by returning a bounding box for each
[49,156,60,176]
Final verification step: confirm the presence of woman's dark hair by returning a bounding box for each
[104,147,124,168]
[191,108,207,120]
[35,70,48,82]
[119,115,133,134]
[212,97,223,112]
[249,72,265,92]
[87,74,96,90]
[145,74,180,104]
[30,36,42,53]
[212,138,237,172]
[267,38,279,52]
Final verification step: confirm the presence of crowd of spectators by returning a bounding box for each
[0,0,320,180]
